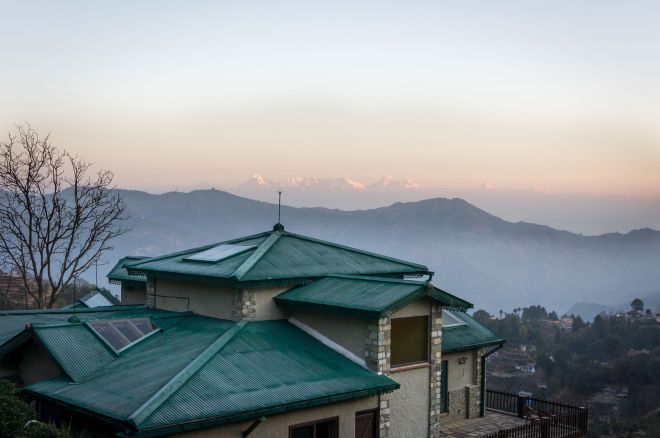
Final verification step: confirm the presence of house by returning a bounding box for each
[63,288,122,309]
[0,224,504,437]
[107,256,148,304]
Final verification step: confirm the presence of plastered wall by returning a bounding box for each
[170,396,379,438]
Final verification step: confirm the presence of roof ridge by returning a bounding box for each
[323,274,428,285]
[280,231,429,271]
[0,305,147,316]
[231,232,281,281]
[128,320,249,428]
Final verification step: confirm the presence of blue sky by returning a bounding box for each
[1,1,658,195]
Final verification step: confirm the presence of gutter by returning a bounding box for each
[443,338,505,354]
[127,384,400,437]
[480,343,504,417]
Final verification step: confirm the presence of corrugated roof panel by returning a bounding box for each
[34,324,116,382]
[275,275,426,316]
[239,233,426,281]
[27,315,234,420]
[25,317,398,434]
[140,321,397,430]
[442,311,504,353]
[127,229,429,284]
[0,306,170,347]
[128,249,253,279]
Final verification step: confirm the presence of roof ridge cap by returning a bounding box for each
[324,274,428,285]
[128,320,249,428]
[282,231,429,271]
[232,232,281,281]
[0,305,147,316]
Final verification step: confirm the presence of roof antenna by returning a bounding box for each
[273,190,284,231]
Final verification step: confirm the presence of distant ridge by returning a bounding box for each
[100,188,660,313]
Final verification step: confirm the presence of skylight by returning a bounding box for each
[184,244,255,262]
[88,318,159,352]
[442,309,466,328]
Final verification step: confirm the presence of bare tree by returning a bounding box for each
[0,125,126,308]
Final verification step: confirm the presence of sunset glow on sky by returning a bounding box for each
[1,1,659,196]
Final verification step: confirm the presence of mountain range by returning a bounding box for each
[98,189,660,315]
[223,175,660,235]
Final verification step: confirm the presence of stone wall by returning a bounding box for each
[466,384,480,418]
[365,317,390,373]
[232,288,256,320]
[429,301,443,435]
[145,277,155,308]
[365,317,392,437]
[444,384,480,421]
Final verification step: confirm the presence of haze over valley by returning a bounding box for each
[99,188,660,317]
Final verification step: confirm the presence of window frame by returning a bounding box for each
[390,315,430,369]
[86,318,162,354]
[440,359,449,413]
[442,309,467,328]
[355,409,378,438]
[289,416,339,438]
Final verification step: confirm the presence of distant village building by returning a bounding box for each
[0,225,505,437]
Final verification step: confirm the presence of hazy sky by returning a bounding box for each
[1,0,659,195]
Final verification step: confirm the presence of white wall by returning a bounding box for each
[171,396,379,438]
[154,279,234,319]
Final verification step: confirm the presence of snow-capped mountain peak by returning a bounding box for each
[368,176,420,190]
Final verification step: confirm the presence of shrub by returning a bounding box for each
[18,422,68,438]
[0,380,69,438]
[0,381,35,438]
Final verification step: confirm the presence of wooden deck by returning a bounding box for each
[436,410,527,437]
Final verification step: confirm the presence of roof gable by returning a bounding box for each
[107,256,148,284]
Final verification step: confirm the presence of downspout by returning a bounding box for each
[480,344,503,417]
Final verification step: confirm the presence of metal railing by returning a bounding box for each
[481,389,588,438]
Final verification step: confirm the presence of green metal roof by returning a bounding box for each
[33,323,118,382]
[275,275,472,318]
[127,227,429,286]
[441,310,504,353]
[428,286,473,310]
[19,313,398,436]
[0,305,165,348]
[107,256,148,284]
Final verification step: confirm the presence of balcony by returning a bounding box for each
[437,389,589,438]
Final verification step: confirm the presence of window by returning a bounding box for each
[289,417,338,438]
[88,318,159,352]
[355,410,377,438]
[442,309,466,328]
[391,316,429,367]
